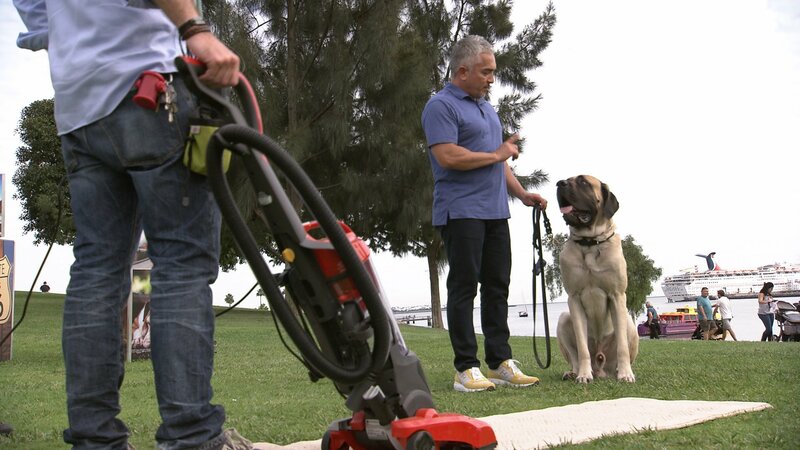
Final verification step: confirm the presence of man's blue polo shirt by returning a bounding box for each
[421,83,509,227]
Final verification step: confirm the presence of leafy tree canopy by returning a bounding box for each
[13,99,73,245]
[12,0,558,293]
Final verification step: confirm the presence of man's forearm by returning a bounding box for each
[430,143,501,171]
[505,163,526,199]
[152,0,200,27]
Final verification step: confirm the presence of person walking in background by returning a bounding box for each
[645,301,660,339]
[422,35,547,393]
[713,289,738,341]
[696,287,716,340]
[757,282,776,341]
[14,1,251,448]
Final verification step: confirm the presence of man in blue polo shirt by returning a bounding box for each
[422,35,548,393]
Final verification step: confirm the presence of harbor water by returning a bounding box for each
[394,295,800,342]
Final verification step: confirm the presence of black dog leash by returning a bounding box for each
[531,205,553,369]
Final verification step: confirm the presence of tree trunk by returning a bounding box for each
[284,0,307,212]
[427,236,444,329]
[286,0,298,130]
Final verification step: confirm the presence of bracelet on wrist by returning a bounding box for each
[178,17,205,35]
[182,24,212,41]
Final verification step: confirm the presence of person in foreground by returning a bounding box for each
[713,290,738,341]
[696,287,716,340]
[757,282,776,341]
[14,1,251,448]
[421,35,547,393]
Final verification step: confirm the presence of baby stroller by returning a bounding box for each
[774,301,800,342]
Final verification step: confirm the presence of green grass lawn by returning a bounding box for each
[1,292,799,449]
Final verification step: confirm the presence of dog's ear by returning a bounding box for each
[601,183,619,218]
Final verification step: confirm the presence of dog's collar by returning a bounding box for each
[573,232,615,247]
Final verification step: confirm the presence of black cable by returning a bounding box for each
[212,268,326,383]
[0,177,66,349]
[530,205,553,369]
[209,263,325,383]
[267,305,319,379]
[215,282,259,317]
[266,303,346,398]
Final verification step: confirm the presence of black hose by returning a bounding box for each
[205,125,390,384]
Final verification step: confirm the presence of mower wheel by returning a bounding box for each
[321,430,347,450]
[406,430,434,450]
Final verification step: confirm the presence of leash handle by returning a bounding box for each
[531,205,552,369]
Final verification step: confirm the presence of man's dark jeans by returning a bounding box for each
[441,218,512,372]
[60,78,225,449]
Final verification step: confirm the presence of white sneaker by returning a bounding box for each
[453,367,496,392]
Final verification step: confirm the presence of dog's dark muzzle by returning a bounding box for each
[556,183,595,227]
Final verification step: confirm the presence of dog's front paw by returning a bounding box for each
[617,369,636,383]
[562,371,577,381]
[575,372,593,384]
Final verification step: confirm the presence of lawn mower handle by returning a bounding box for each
[174,56,262,132]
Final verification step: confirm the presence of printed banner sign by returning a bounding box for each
[0,240,15,361]
[124,241,152,361]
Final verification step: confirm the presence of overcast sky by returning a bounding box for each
[2,0,799,309]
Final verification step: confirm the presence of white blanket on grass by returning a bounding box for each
[254,397,772,450]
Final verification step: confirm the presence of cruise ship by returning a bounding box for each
[660,253,800,302]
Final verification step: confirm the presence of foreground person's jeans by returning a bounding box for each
[60,78,225,449]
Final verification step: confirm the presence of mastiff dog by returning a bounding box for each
[555,175,638,383]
